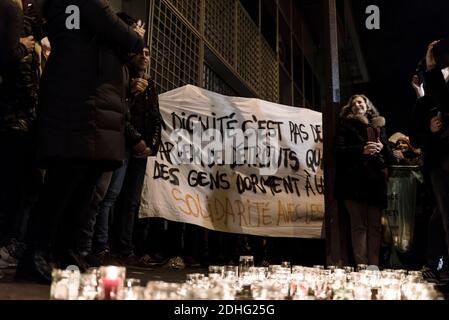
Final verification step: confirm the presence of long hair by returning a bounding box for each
[339,94,380,120]
[12,0,23,10]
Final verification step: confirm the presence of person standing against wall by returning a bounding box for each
[334,95,399,267]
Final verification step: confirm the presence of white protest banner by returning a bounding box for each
[139,85,324,238]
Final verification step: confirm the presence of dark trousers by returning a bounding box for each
[426,207,446,269]
[133,217,166,257]
[183,224,204,259]
[164,221,183,258]
[0,133,42,246]
[76,171,113,254]
[89,156,129,254]
[344,200,382,266]
[26,160,103,254]
[160,222,203,259]
[114,157,147,256]
[429,164,449,260]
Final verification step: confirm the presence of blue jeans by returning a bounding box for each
[92,156,129,253]
[76,170,112,254]
[115,157,148,256]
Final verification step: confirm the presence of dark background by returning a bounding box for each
[343,0,449,269]
[351,0,449,138]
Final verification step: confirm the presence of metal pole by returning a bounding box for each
[321,0,346,266]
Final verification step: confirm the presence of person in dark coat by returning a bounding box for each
[0,0,40,139]
[0,0,25,279]
[37,0,144,166]
[412,40,449,280]
[77,45,162,267]
[113,44,163,266]
[16,0,145,283]
[0,1,28,71]
[334,94,398,267]
[79,13,162,267]
[0,0,45,266]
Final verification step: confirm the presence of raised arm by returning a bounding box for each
[78,0,144,54]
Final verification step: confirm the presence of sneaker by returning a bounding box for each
[421,266,440,283]
[0,258,9,269]
[94,249,116,266]
[139,254,165,267]
[0,247,18,267]
[120,254,154,269]
[165,256,185,270]
[5,239,26,260]
[95,248,110,258]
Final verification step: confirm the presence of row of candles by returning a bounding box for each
[50,260,443,300]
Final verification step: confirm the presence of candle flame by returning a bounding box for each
[106,266,120,279]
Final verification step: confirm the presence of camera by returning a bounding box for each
[415,58,426,85]
[432,38,449,69]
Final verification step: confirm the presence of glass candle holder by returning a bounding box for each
[119,279,143,300]
[357,264,368,272]
[281,261,291,271]
[145,281,181,300]
[208,265,225,278]
[98,266,126,300]
[224,265,238,280]
[186,273,204,286]
[238,256,254,277]
[50,268,80,300]
[78,271,99,300]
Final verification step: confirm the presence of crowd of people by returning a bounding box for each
[0,0,305,284]
[334,40,449,281]
[1,0,449,286]
[0,0,160,283]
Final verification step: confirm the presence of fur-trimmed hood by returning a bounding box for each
[345,114,386,128]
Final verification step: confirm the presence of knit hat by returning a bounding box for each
[388,132,409,144]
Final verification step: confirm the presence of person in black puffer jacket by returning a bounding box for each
[16,0,145,283]
[76,13,162,268]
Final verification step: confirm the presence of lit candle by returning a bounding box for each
[100,266,125,300]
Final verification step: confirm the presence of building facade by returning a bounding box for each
[109,0,370,111]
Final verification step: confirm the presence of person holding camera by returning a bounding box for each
[334,95,398,267]
[412,40,449,280]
